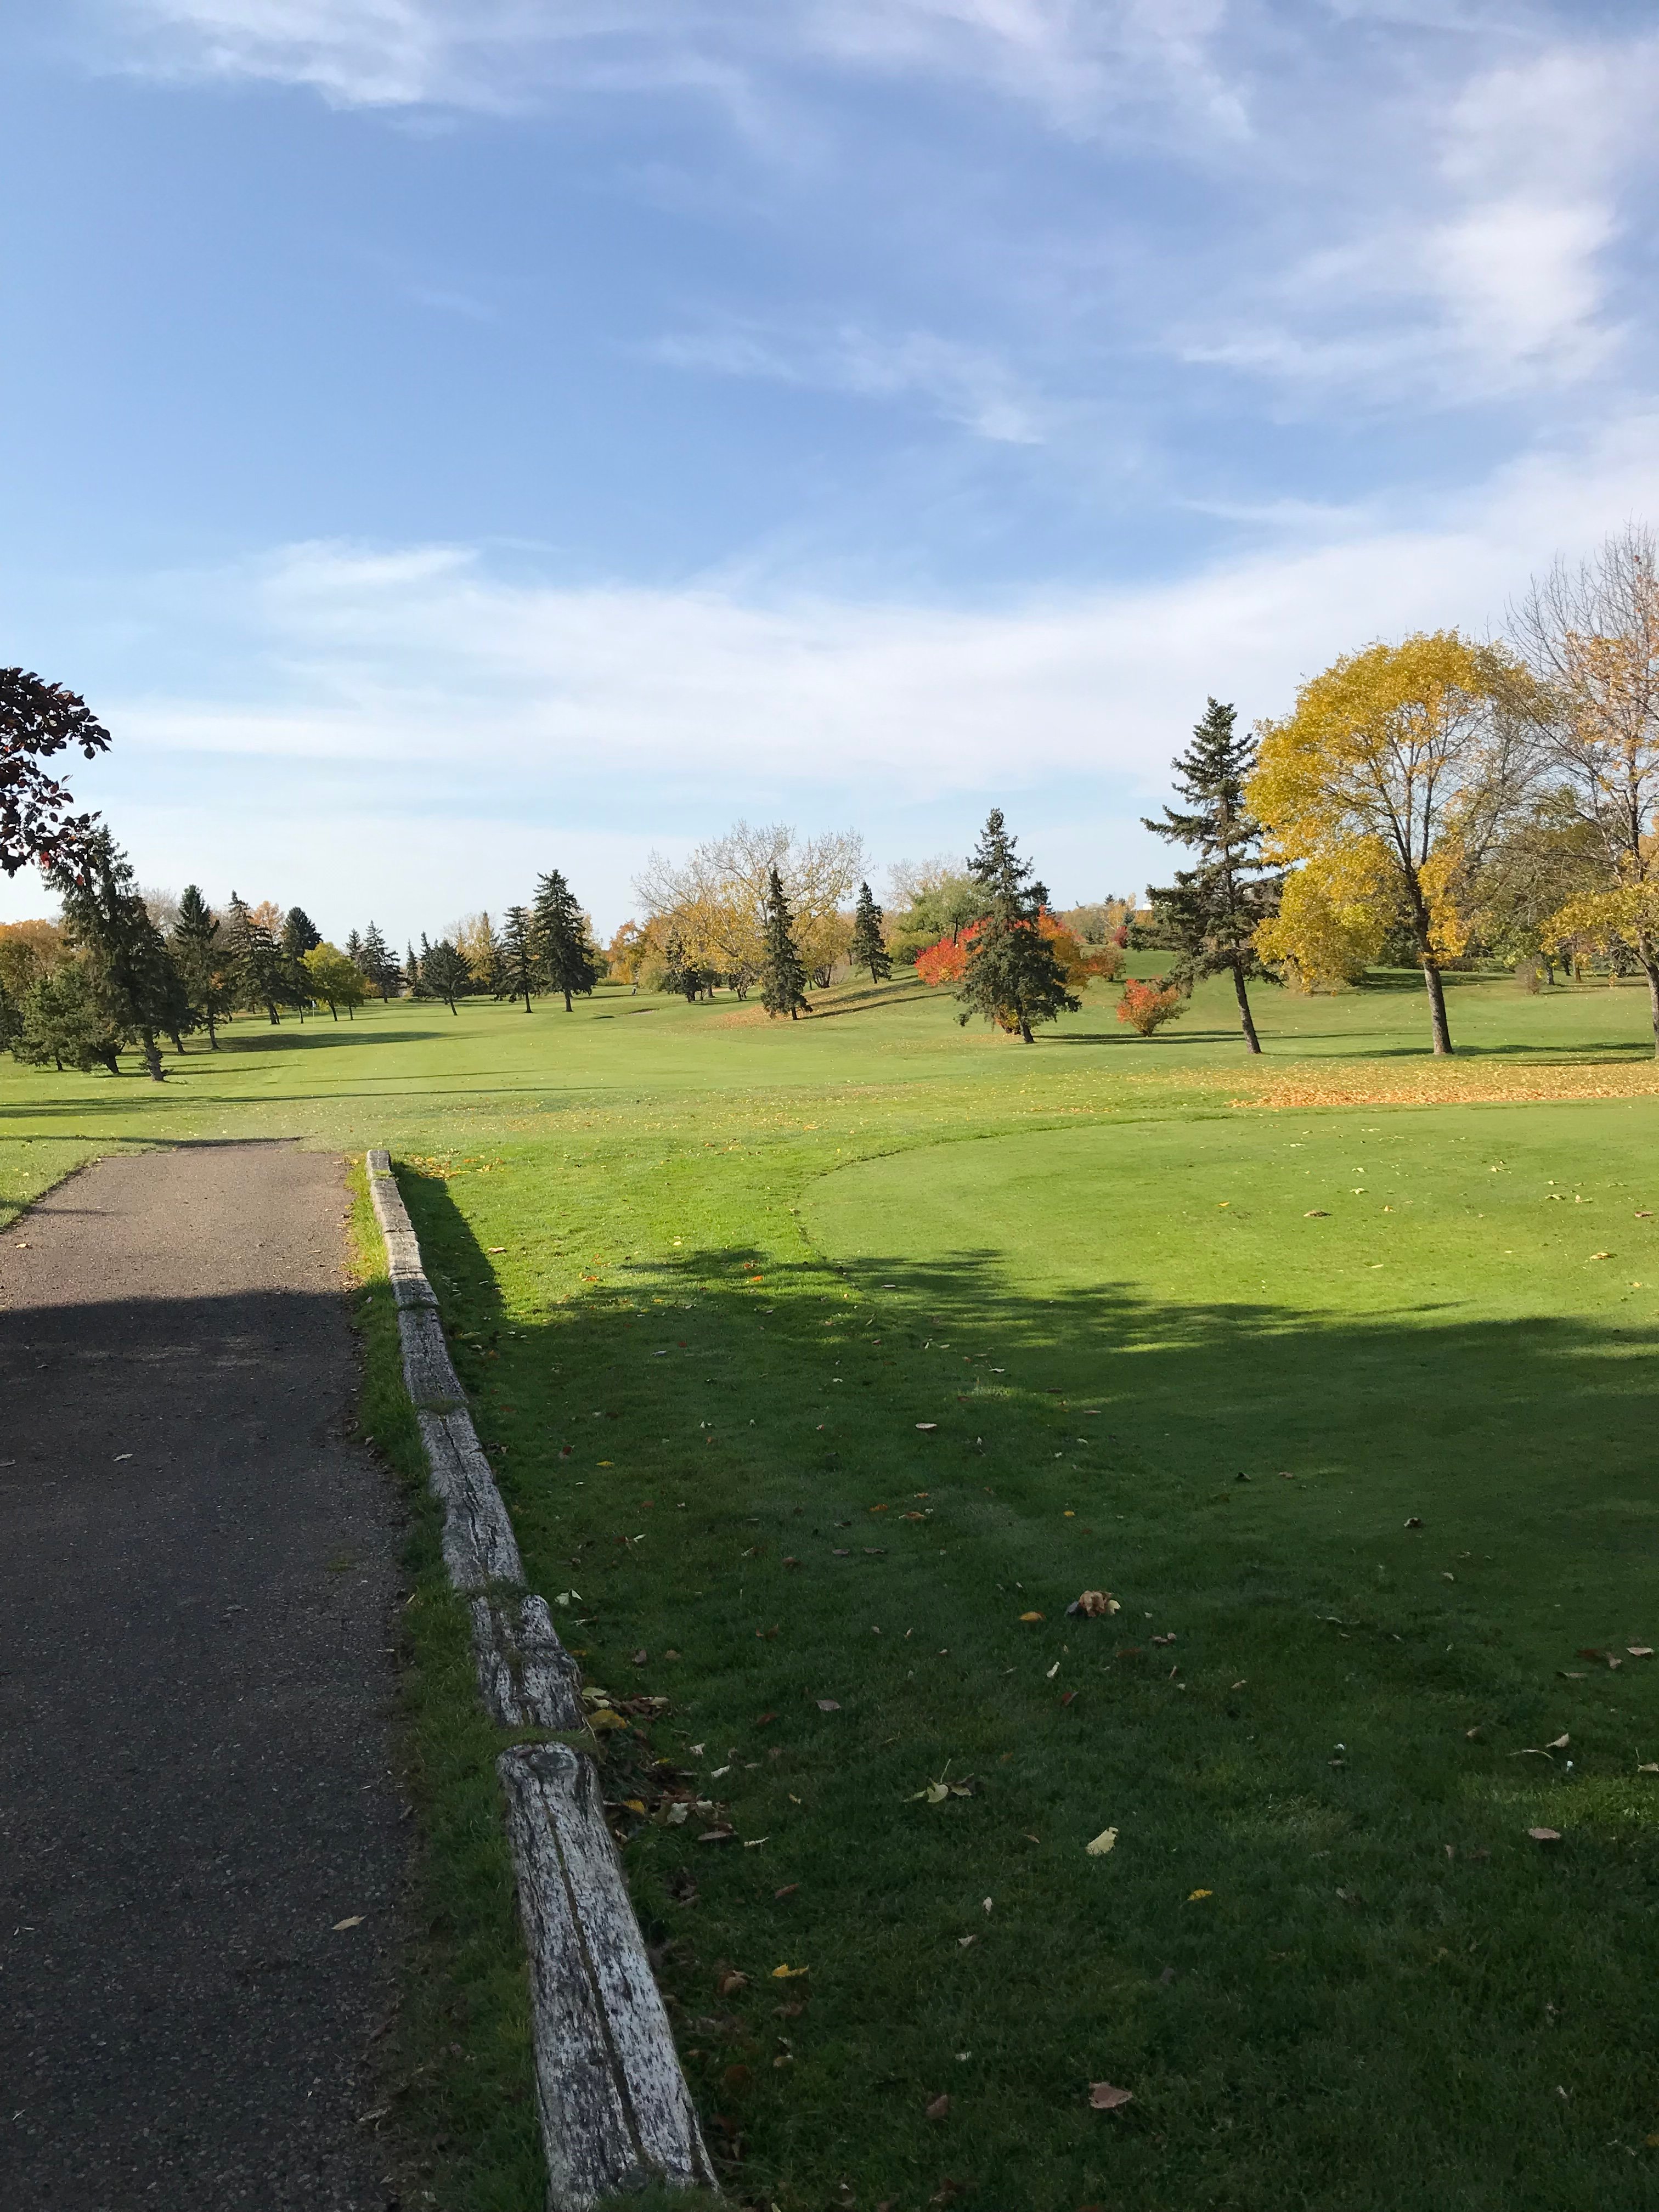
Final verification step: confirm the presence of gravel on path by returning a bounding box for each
[0,1141,407,2210]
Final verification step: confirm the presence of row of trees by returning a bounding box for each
[1210,524,1659,1058]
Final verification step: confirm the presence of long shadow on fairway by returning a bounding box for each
[397,1160,1659,2212]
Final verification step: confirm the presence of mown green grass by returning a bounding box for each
[5,969,1659,2209]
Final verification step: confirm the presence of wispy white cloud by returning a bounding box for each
[20,405,1650,938]
[100,0,1245,131]
[652,320,1046,442]
[1186,33,1659,404]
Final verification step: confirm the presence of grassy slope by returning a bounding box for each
[4,970,1659,2209]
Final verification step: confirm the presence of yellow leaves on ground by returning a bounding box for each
[1085,1828,1118,1855]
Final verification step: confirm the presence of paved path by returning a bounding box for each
[0,1143,404,2210]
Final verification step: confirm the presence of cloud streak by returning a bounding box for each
[16,404,1646,939]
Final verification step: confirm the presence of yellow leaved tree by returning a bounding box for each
[1247,631,1525,1054]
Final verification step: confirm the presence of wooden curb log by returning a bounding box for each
[365,1151,715,2210]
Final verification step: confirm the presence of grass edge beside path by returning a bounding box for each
[345,1157,548,2212]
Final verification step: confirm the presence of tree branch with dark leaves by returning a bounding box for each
[0,669,111,877]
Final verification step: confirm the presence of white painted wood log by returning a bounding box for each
[499,1742,716,2212]
[417,1409,524,1592]
[365,1152,712,2209]
[472,1595,586,1733]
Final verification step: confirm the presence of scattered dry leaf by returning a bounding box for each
[1088,2083,1134,2112]
[1085,1827,1118,1855]
[698,1825,736,1844]
[1187,1888,1212,1901]
[926,2095,951,2120]
[1629,1646,1654,1658]
[771,1963,810,1978]
[916,1423,938,1432]
[1527,1827,1562,1844]
[332,1915,364,1931]
[1019,1611,1044,1623]
[717,1970,748,1996]
[816,1699,841,1712]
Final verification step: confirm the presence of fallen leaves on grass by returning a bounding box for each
[699,1825,737,1844]
[916,1423,938,1432]
[1528,1827,1562,1844]
[771,1963,809,1979]
[716,1970,748,1996]
[1304,1209,1330,1218]
[1067,1590,1120,1618]
[1629,1646,1654,1658]
[1085,1828,1118,1855]
[1019,1611,1044,1623]
[816,1699,841,1712]
[332,1915,364,1931]
[926,2095,951,2121]
[1088,2083,1134,2112]
[1187,1888,1212,1902]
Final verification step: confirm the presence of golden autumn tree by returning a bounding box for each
[1510,526,1659,1053]
[1248,631,1526,1054]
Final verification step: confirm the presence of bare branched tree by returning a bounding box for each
[1509,524,1659,1049]
[635,822,864,994]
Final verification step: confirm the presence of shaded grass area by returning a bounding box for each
[344,1161,546,2212]
[396,1101,1659,2212]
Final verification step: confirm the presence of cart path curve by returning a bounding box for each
[0,1141,405,2211]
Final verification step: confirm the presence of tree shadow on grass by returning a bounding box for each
[398,1159,1659,2212]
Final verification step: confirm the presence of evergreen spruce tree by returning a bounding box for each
[172,884,230,1048]
[849,881,891,983]
[530,868,600,1012]
[955,809,1079,1045]
[404,942,424,998]
[759,865,811,1020]
[345,927,364,970]
[358,922,395,1000]
[500,905,538,1012]
[422,939,468,1014]
[14,956,124,1073]
[48,829,180,1079]
[225,892,285,1023]
[1143,698,1279,1055]
[281,907,320,1020]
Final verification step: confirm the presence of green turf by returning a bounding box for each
[4,970,1659,2209]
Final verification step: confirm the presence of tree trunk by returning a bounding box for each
[1421,960,1453,1055]
[266,1000,280,1025]
[563,988,573,1011]
[205,1008,218,1049]
[141,1029,164,1082]
[1644,957,1659,1059]
[1019,1015,1034,1043]
[1231,959,1262,1053]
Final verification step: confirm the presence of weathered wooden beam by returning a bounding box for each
[499,1742,716,2210]
[472,1594,586,1733]
[364,1152,712,2211]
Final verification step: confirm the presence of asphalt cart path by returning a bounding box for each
[0,1142,405,2210]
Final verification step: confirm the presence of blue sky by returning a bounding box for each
[4,1,1658,939]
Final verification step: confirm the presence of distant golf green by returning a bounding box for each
[4,969,1658,2209]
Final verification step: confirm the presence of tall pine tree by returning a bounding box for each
[849,881,891,983]
[500,905,537,1012]
[225,893,285,1023]
[956,810,1079,1044]
[48,829,180,1079]
[1143,698,1279,1055]
[531,869,600,1011]
[172,884,229,1048]
[759,865,811,1019]
[358,922,395,1000]
[422,938,468,1013]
